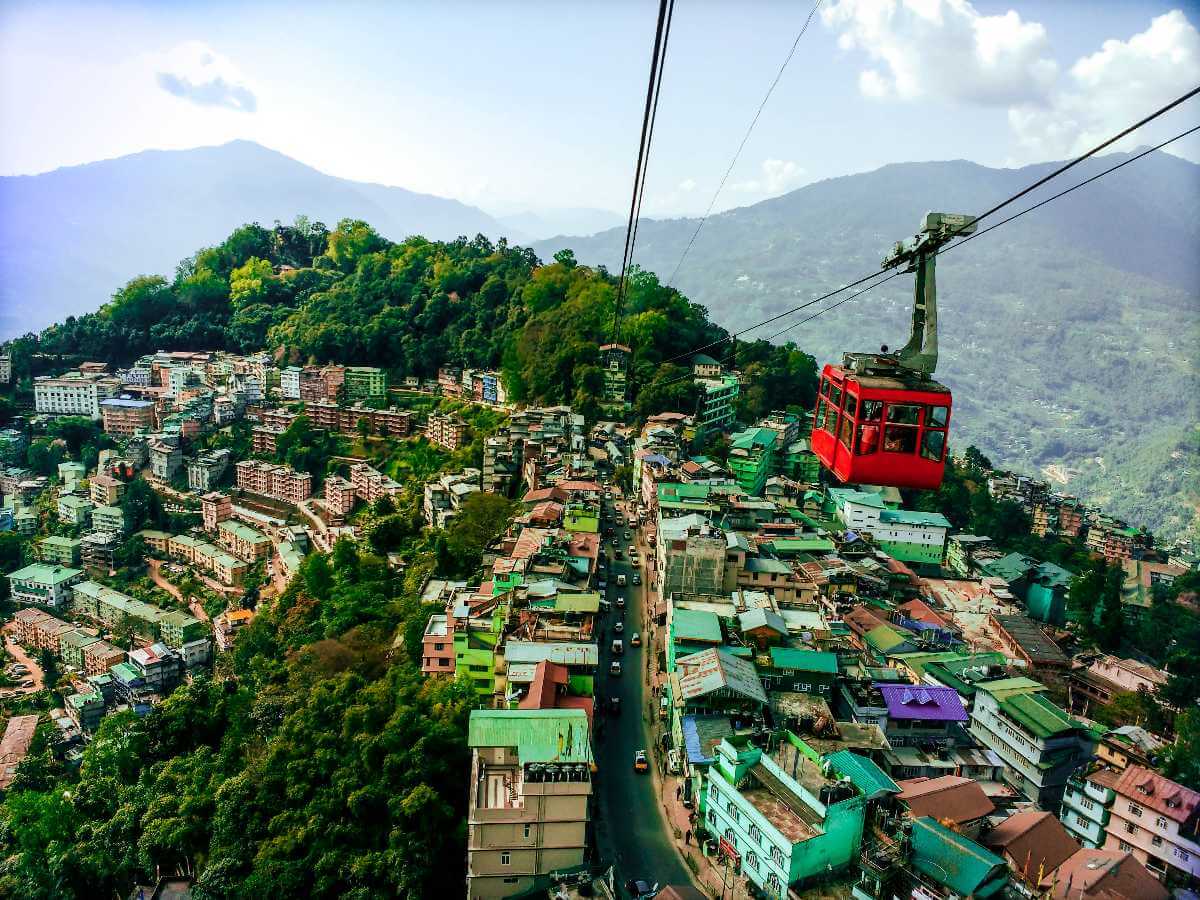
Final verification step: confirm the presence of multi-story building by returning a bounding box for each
[89,473,125,506]
[148,436,183,481]
[695,374,739,433]
[33,373,121,418]
[187,449,230,492]
[827,489,950,565]
[91,504,126,535]
[159,610,207,650]
[969,681,1096,810]
[80,530,119,572]
[200,492,232,532]
[424,469,482,528]
[214,608,254,650]
[427,413,468,450]
[598,343,630,413]
[38,536,82,566]
[304,399,412,437]
[279,366,302,400]
[704,737,866,895]
[1063,764,1121,849]
[323,475,356,519]
[234,460,313,504]
[58,494,95,527]
[659,517,726,598]
[343,366,387,401]
[421,614,455,675]
[728,426,777,497]
[0,353,11,384]
[7,563,84,607]
[100,398,156,435]
[82,639,125,676]
[466,709,592,900]
[217,519,273,561]
[349,463,402,505]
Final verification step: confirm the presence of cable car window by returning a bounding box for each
[860,400,883,422]
[926,405,949,428]
[824,403,840,432]
[829,385,842,407]
[921,429,946,462]
[883,425,918,454]
[857,424,879,455]
[838,414,853,448]
[820,380,832,398]
[815,400,828,432]
[844,393,859,418]
[886,404,921,425]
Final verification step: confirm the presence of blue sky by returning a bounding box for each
[1,0,1197,216]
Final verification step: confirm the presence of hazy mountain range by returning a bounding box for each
[1,140,1196,539]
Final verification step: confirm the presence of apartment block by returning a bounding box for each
[235,459,313,504]
[279,366,302,400]
[89,473,125,506]
[200,492,232,532]
[149,437,183,481]
[38,536,81,567]
[33,373,121,418]
[100,398,156,435]
[58,494,95,527]
[466,709,592,900]
[350,463,401,505]
[7,563,84,607]
[187,449,231,492]
[217,519,273,561]
[424,469,482,528]
[324,475,356,518]
[91,504,126,535]
[695,374,739,432]
[343,366,387,400]
[427,413,468,450]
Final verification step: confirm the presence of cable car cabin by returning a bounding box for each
[811,363,951,490]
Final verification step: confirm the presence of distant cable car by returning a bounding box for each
[811,212,976,491]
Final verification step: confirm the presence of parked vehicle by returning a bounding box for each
[627,545,636,556]
[610,661,622,676]
[632,572,641,585]
[667,749,681,775]
[633,750,649,773]
[625,530,632,540]
[630,632,641,647]
[659,695,669,719]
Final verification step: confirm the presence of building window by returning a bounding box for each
[1080,797,1095,811]
[745,851,758,871]
[1176,848,1191,862]
[726,800,739,823]
[1155,816,1168,829]
[707,809,716,826]
[1152,836,1163,847]
[524,824,531,839]
[748,823,762,844]
[503,877,519,884]
[1119,841,1133,852]
[770,846,785,867]
[1124,822,1138,835]
[1128,802,1143,816]
[500,852,511,866]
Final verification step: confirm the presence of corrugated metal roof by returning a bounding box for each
[467,709,591,763]
[910,817,1006,898]
[676,648,767,704]
[825,750,899,798]
[672,608,723,644]
[768,647,838,674]
[504,641,598,667]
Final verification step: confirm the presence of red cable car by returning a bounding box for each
[812,212,976,491]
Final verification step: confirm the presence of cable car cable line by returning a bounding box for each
[645,118,1200,393]
[613,0,675,342]
[653,85,1200,369]
[664,0,825,289]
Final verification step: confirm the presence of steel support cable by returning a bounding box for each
[655,85,1200,367]
[650,119,1200,390]
[613,0,673,341]
[665,0,825,289]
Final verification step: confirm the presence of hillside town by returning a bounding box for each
[1,343,1195,900]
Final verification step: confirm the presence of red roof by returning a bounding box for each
[843,604,886,639]
[898,597,952,629]
[897,775,995,824]
[520,661,569,710]
[1050,849,1167,900]
[1112,764,1200,824]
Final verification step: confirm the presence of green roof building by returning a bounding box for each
[8,562,85,607]
[39,535,82,566]
[728,427,777,497]
[59,628,100,670]
[91,504,127,534]
[668,607,724,671]
[160,610,207,649]
[760,647,839,698]
[695,374,739,433]
[343,366,387,400]
[909,817,1007,898]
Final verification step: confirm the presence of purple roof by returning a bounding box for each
[875,683,968,722]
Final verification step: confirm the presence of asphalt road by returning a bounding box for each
[593,500,693,896]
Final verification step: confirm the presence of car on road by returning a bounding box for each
[632,573,641,585]
[616,596,625,608]
[611,639,624,655]
[630,632,641,647]
[19,680,33,689]
[617,574,627,587]
[627,545,636,556]
[614,621,624,634]
[613,548,623,560]
[609,696,620,716]
[633,750,649,773]
[625,530,632,540]
[667,749,681,775]
[610,661,622,676]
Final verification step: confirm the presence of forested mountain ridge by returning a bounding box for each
[533,151,1200,542]
[0,140,509,339]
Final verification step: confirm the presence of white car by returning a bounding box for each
[610,661,622,676]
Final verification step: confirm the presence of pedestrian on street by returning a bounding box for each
[676,785,682,802]
[685,829,691,846]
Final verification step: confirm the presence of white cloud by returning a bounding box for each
[821,0,1057,106]
[678,177,697,192]
[1009,11,1200,161]
[731,158,806,194]
[154,41,257,112]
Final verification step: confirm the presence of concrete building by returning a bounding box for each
[100,398,156,435]
[423,469,482,528]
[659,516,726,599]
[280,366,302,400]
[89,473,125,506]
[38,536,82,566]
[148,436,183,481]
[827,488,950,565]
[704,737,866,895]
[33,373,120,418]
[214,608,254,650]
[343,366,387,400]
[349,462,401,505]
[91,504,126,535]
[58,494,95,527]
[200,492,232,532]
[466,709,592,900]
[0,715,40,791]
[324,475,356,519]
[728,426,777,497]
[970,681,1096,810]
[235,460,313,504]
[187,449,231,492]
[7,563,84,607]
[0,354,10,385]
[217,519,272,561]
[427,413,468,450]
[695,374,739,433]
